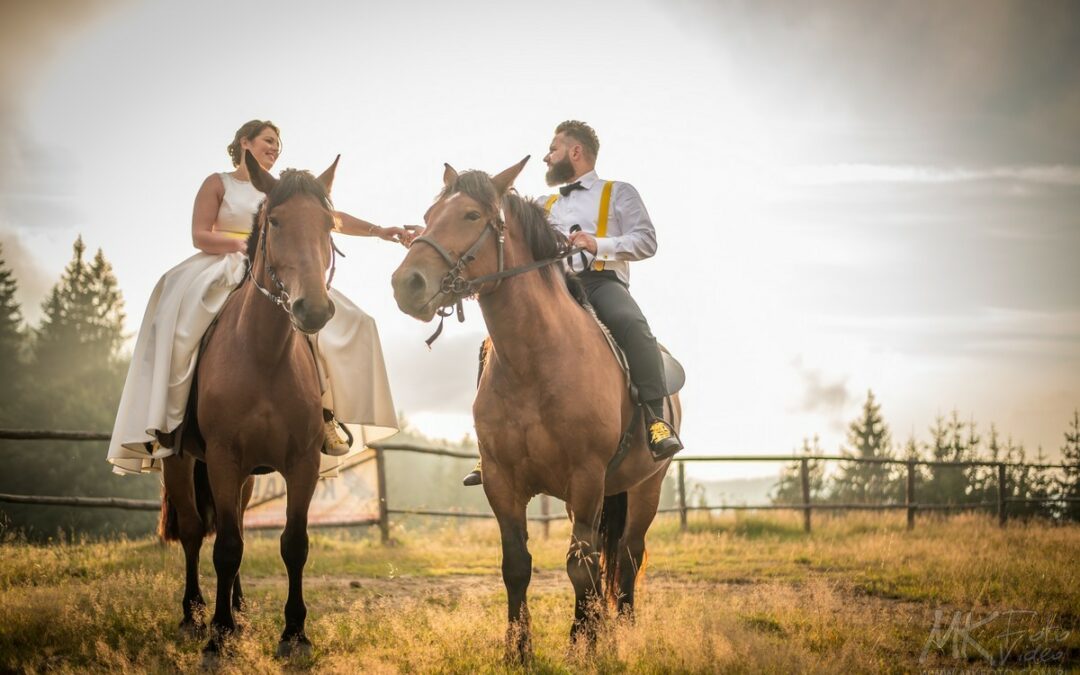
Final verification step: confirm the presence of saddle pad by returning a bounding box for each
[585,306,684,397]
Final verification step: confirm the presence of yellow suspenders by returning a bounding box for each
[545,181,614,271]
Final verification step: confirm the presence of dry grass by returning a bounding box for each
[0,512,1077,673]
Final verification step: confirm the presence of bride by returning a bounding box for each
[108,119,404,477]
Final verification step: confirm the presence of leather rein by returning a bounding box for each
[247,198,343,323]
[411,210,584,346]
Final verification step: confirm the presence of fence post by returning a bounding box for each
[906,460,916,531]
[997,462,1007,528]
[677,461,687,531]
[800,458,811,533]
[375,446,390,544]
[540,494,550,540]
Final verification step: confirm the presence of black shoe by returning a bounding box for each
[647,419,682,461]
[462,461,483,486]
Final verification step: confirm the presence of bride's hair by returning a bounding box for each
[227,120,281,167]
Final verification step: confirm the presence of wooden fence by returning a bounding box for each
[1,429,1075,539]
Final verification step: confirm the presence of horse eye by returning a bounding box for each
[269,218,280,228]
[466,212,481,221]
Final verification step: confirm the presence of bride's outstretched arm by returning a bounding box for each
[334,211,415,247]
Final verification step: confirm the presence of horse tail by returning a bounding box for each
[157,459,216,542]
[159,484,179,542]
[598,491,628,606]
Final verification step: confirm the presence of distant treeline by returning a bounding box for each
[772,390,1080,521]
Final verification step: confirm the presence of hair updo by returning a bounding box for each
[226,120,281,167]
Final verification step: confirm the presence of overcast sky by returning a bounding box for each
[2,0,1077,479]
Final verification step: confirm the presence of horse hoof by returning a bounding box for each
[179,620,206,640]
[199,650,220,671]
[275,637,313,659]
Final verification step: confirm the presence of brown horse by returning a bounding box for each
[160,150,340,665]
[391,158,681,660]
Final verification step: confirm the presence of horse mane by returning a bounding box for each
[442,170,573,285]
[245,169,332,262]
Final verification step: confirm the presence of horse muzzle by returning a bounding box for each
[290,296,335,334]
[391,266,444,322]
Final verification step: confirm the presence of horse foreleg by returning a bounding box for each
[275,462,318,659]
[565,475,605,645]
[233,476,255,614]
[483,472,532,664]
[201,458,244,665]
[162,454,207,638]
[617,468,665,619]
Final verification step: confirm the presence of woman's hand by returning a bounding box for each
[401,225,423,247]
[374,226,407,245]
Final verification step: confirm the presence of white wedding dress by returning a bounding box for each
[107,172,398,477]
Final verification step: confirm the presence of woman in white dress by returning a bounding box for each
[108,120,403,477]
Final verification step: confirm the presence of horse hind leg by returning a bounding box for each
[616,468,665,619]
[275,461,319,659]
[161,454,208,639]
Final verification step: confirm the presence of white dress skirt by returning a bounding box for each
[106,173,398,477]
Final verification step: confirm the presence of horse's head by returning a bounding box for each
[245,150,339,334]
[391,157,529,321]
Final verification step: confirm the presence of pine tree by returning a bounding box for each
[0,236,142,539]
[772,436,825,504]
[829,390,897,503]
[33,236,126,378]
[0,244,26,406]
[922,412,974,505]
[1060,410,1080,521]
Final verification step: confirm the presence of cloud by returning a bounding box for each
[791,356,853,431]
[786,164,1080,187]
[0,1,127,232]
[661,0,1080,164]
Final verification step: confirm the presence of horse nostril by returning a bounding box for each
[291,297,307,319]
[406,271,426,295]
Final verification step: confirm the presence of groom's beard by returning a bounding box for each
[545,157,575,187]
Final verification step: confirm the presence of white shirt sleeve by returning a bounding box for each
[594,182,657,262]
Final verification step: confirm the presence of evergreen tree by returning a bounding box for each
[0,244,26,418]
[971,424,1005,505]
[1062,410,1080,522]
[33,236,126,378]
[0,236,145,540]
[921,411,976,505]
[829,390,898,503]
[772,435,825,504]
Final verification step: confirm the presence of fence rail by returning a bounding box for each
[0,429,1073,537]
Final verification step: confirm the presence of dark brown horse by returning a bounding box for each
[391,158,681,660]
[160,151,339,665]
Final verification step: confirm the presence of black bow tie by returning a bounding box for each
[559,181,585,197]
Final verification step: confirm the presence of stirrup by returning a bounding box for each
[322,418,350,457]
[647,419,682,461]
[462,460,482,486]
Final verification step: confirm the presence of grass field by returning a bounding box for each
[1,512,1077,673]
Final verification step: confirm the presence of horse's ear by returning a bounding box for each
[443,163,458,187]
[317,155,340,194]
[491,155,530,196]
[244,149,278,195]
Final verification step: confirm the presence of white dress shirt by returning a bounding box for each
[538,170,657,286]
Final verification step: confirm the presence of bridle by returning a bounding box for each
[247,198,342,325]
[411,202,584,346]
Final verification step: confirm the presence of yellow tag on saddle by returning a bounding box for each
[545,181,614,271]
